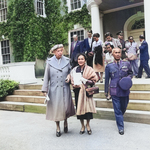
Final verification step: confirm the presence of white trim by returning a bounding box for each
[34,0,46,18]
[103,2,144,14]
[123,11,144,40]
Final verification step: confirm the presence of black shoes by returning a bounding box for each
[64,126,68,133]
[119,130,124,135]
[87,129,92,135]
[80,126,85,134]
[56,131,61,137]
[80,130,85,134]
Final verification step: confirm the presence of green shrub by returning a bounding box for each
[0,79,19,100]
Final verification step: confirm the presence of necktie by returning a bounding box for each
[117,62,119,68]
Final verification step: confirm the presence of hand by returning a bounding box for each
[65,78,70,83]
[43,92,47,97]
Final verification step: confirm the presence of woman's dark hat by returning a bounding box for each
[119,77,132,90]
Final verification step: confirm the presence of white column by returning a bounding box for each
[91,3,101,34]
[87,0,103,40]
[144,0,150,56]
[100,13,104,42]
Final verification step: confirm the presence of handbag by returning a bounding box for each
[83,80,99,97]
[127,53,137,60]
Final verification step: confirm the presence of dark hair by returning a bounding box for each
[105,32,113,38]
[88,30,93,34]
[77,53,87,61]
[105,43,114,49]
[93,33,100,38]
[139,35,145,39]
[94,45,103,66]
[128,36,133,40]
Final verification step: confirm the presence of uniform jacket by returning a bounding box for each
[70,41,81,62]
[105,60,133,97]
[42,55,75,121]
[105,38,122,49]
[139,41,149,61]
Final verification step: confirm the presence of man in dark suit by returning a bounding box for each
[70,35,81,68]
[105,48,133,135]
[82,30,94,67]
[137,35,150,78]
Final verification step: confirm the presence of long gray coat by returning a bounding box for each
[42,55,75,121]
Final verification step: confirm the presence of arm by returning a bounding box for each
[139,42,147,51]
[104,65,110,95]
[41,62,50,93]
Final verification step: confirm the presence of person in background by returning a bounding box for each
[42,44,75,137]
[105,48,133,135]
[105,32,122,49]
[70,53,98,135]
[105,42,114,64]
[125,36,139,77]
[116,31,127,60]
[70,35,81,68]
[104,42,114,100]
[137,35,150,78]
[83,30,94,67]
[92,33,104,83]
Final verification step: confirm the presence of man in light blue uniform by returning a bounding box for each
[105,48,133,135]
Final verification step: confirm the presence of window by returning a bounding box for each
[1,40,10,64]
[0,0,7,22]
[70,30,84,42]
[35,0,46,17]
[71,0,81,10]
[131,19,145,30]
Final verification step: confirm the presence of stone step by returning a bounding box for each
[4,94,150,111]
[0,101,150,124]
[13,90,43,96]
[94,99,150,111]
[71,91,150,100]
[5,95,45,104]
[14,89,150,100]
[19,84,42,90]
[19,83,150,91]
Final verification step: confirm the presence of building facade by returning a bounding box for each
[67,0,150,55]
[0,0,46,83]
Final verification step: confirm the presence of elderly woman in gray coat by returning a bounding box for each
[42,44,75,137]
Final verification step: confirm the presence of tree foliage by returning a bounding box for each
[0,0,91,61]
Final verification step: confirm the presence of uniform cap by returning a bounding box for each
[119,77,132,90]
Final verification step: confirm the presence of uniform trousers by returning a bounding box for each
[111,96,129,130]
[138,60,150,78]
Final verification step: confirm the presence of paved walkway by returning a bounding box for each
[0,110,150,150]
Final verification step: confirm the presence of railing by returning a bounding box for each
[0,62,37,84]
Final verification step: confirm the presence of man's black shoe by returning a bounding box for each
[119,130,124,135]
